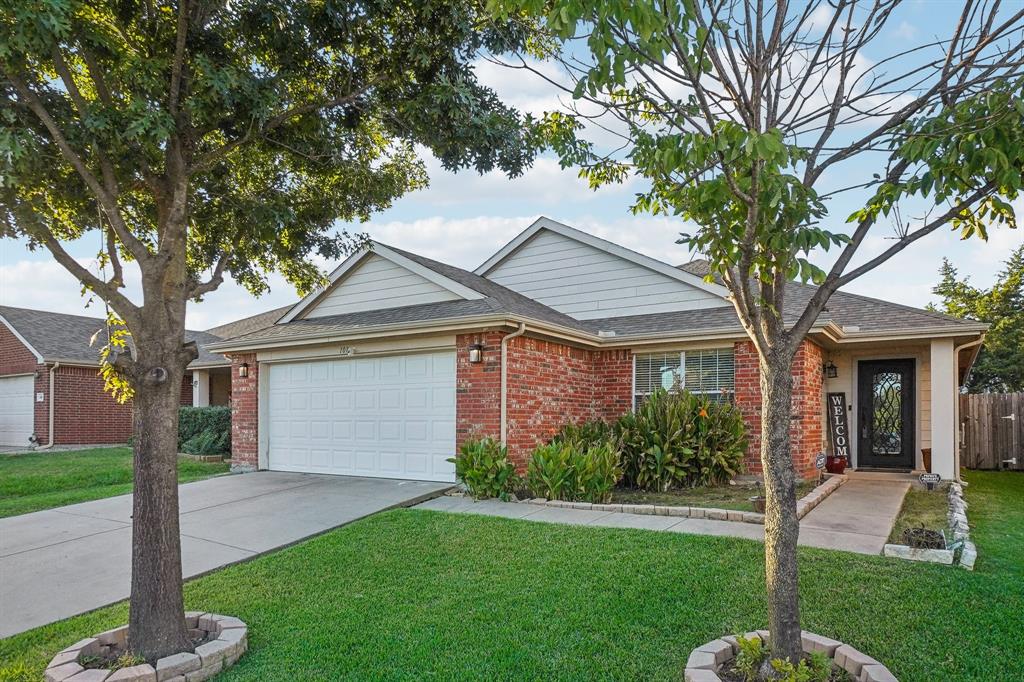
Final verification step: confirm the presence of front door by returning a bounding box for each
[857,359,916,469]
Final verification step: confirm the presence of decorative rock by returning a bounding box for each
[720,635,739,654]
[690,508,706,519]
[882,544,954,565]
[834,644,879,677]
[156,652,201,681]
[685,650,717,670]
[668,506,691,517]
[45,662,84,682]
[47,650,80,669]
[183,612,205,629]
[742,512,765,524]
[705,509,727,521]
[684,669,721,681]
[107,665,156,681]
[960,541,978,570]
[212,615,246,630]
[62,638,101,657]
[96,627,128,648]
[726,511,744,522]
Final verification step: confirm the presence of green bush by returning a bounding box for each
[526,440,622,504]
[448,438,518,500]
[178,406,231,456]
[550,419,616,450]
[614,389,746,490]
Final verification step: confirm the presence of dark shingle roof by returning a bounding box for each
[673,259,984,334]
[0,306,229,367]
[205,305,290,340]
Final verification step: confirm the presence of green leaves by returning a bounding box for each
[448,437,520,500]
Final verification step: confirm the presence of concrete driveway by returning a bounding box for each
[0,472,449,637]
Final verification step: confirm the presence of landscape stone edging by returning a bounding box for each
[684,630,898,682]
[501,474,846,526]
[881,481,976,569]
[177,452,225,463]
[948,481,977,570]
[44,612,247,682]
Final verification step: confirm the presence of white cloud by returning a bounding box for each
[893,21,918,41]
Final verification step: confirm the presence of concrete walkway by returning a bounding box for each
[415,478,910,556]
[0,472,449,637]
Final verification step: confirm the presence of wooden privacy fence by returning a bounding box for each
[960,392,1023,470]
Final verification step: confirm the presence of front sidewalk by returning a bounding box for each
[416,478,911,555]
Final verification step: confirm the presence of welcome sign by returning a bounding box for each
[827,393,851,460]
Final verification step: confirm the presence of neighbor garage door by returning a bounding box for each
[0,375,34,447]
[266,351,456,482]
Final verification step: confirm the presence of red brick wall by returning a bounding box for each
[455,332,632,469]
[0,322,39,375]
[31,365,194,446]
[228,354,258,470]
[455,332,503,447]
[734,339,825,480]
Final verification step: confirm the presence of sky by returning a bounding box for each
[1,1,1021,330]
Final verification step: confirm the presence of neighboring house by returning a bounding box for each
[208,217,986,484]
[0,306,283,449]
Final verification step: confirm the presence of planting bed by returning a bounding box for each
[44,613,246,682]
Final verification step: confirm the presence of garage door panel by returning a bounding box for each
[0,375,34,447]
[266,351,456,482]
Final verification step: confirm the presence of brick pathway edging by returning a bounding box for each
[488,474,847,526]
[44,613,247,682]
[685,630,898,682]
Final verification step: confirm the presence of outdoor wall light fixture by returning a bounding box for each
[468,343,484,363]
[823,361,838,379]
[238,362,249,378]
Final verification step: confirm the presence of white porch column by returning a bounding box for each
[930,338,956,479]
[192,369,211,407]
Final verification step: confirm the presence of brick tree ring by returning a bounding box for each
[684,630,898,682]
[43,612,247,682]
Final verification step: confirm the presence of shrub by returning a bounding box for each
[614,389,746,490]
[448,438,518,500]
[527,440,622,504]
[733,634,766,682]
[526,442,575,501]
[178,406,231,456]
[550,419,616,450]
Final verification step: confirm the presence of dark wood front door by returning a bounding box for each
[857,359,916,469]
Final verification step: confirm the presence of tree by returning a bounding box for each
[0,0,535,661]
[930,246,1024,392]
[494,0,1024,671]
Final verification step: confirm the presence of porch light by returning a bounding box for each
[238,362,249,378]
[468,343,484,364]
[823,361,838,379]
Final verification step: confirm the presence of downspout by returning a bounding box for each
[500,323,527,446]
[951,334,986,483]
[35,362,60,450]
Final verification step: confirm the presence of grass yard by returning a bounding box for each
[612,479,816,511]
[1,471,1021,681]
[0,447,229,518]
[887,485,950,544]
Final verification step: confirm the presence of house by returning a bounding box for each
[0,306,283,449]
[201,217,982,484]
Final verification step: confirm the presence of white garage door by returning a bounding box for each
[0,375,34,447]
[266,351,456,482]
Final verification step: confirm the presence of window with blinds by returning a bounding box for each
[633,348,735,407]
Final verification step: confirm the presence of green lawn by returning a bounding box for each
[887,485,950,544]
[612,480,816,512]
[1,472,1021,681]
[0,447,229,518]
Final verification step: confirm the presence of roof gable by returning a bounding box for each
[279,244,486,323]
[474,217,730,320]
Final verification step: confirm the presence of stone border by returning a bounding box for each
[795,473,846,519]
[685,630,898,682]
[45,612,247,682]
[881,481,975,569]
[948,481,977,570]
[177,452,225,463]
[497,474,846,526]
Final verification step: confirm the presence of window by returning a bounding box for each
[633,348,734,407]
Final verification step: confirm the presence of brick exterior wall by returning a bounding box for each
[455,332,632,468]
[734,339,825,480]
[229,330,823,479]
[228,353,259,470]
[0,322,39,375]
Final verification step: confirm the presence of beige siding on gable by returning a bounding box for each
[304,253,461,319]
[485,229,728,319]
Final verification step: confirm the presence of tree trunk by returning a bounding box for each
[127,346,191,662]
[759,349,804,670]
